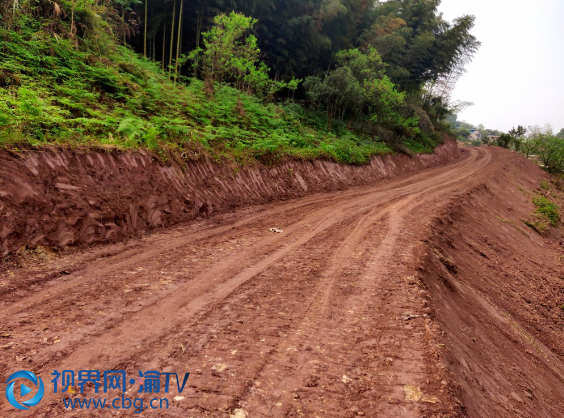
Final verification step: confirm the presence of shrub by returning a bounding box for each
[532,194,561,227]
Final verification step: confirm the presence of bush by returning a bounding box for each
[532,194,561,227]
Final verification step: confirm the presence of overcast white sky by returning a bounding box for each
[438,0,564,132]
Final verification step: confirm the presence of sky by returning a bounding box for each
[438,0,564,132]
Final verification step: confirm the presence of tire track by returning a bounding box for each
[0,147,492,417]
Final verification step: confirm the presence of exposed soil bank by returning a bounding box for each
[419,148,564,417]
[0,146,485,417]
[4,146,564,417]
[0,140,458,256]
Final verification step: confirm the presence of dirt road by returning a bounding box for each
[0,147,493,417]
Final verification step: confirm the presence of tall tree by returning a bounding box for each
[191,11,296,98]
[363,0,479,92]
[162,23,166,70]
[168,0,176,77]
[174,0,184,84]
[144,0,148,57]
[305,47,404,129]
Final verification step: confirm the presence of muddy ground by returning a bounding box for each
[1,146,564,417]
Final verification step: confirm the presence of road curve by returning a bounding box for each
[0,147,493,417]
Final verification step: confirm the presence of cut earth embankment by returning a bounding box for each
[0,140,458,256]
[419,147,564,417]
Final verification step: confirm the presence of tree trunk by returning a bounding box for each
[162,23,166,71]
[168,0,176,78]
[71,0,75,36]
[121,8,126,44]
[144,0,148,57]
[174,0,183,85]
[204,77,214,99]
[193,11,203,78]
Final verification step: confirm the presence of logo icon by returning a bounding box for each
[5,370,44,410]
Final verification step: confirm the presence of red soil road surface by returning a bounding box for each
[0,147,561,417]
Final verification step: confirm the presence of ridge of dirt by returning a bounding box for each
[0,141,458,257]
[419,148,564,417]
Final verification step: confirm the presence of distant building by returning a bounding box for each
[469,129,482,141]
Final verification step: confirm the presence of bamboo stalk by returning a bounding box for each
[168,0,176,78]
[144,0,148,57]
[194,10,202,77]
[162,23,166,71]
[174,0,183,84]
[71,0,75,36]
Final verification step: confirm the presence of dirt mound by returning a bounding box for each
[419,147,564,417]
[0,141,458,257]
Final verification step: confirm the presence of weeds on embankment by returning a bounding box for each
[524,181,562,233]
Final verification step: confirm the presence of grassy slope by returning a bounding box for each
[0,16,433,165]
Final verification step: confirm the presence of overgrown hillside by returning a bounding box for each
[0,0,479,165]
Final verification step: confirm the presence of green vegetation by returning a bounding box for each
[0,0,480,165]
[532,195,560,227]
[491,125,564,175]
[304,48,407,133]
[188,12,299,100]
[495,125,527,151]
[523,128,564,174]
[0,14,387,164]
[525,191,561,233]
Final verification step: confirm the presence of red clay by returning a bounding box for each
[420,147,564,418]
[0,141,458,257]
[1,146,563,417]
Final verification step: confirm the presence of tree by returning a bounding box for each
[174,0,184,84]
[518,125,564,173]
[143,0,148,57]
[496,133,513,149]
[363,0,480,92]
[304,47,404,130]
[190,11,297,99]
[168,0,176,77]
[125,0,478,95]
[496,125,527,150]
[509,125,527,138]
[193,12,258,95]
[520,136,537,158]
[532,136,564,173]
[557,128,564,139]
[305,67,364,129]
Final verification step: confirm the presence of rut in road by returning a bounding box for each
[0,148,491,417]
